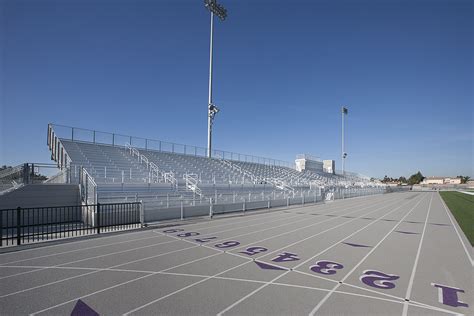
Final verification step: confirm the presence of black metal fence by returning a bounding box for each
[0,202,142,247]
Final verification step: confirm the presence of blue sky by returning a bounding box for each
[1,0,472,178]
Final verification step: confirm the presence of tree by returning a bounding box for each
[457,175,470,184]
[398,176,407,183]
[408,171,424,185]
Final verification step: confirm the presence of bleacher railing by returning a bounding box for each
[50,123,295,169]
[79,167,97,205]
[1,163,66,194]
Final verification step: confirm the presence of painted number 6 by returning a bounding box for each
[214,241,240,249]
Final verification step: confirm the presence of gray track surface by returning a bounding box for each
[0,192,472,315]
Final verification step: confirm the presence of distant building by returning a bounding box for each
[422,177,461,185]
[444,177,462,184]
[295,154,323,172]
[323,160,335,174]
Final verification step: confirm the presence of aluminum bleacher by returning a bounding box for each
[47,124,384,216]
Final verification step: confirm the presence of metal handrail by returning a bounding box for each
[51,123,295,169]
[0,164,23,178]
[183,173,204,198]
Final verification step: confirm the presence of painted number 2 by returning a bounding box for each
[360,270,400,289]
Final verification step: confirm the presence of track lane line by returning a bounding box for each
[0,191,389,260]
[437,192,474,266]
[29,251,224,316]
[215,193,427,316]
[2,195,384,295]
[2,195,381,282]
[1,243,206,299]
[401,192,434,315]
[307,193,429,315]
[1,191,376,265]
[153,193,406,266]
[25,193,408,315]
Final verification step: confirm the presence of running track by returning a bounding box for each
[0,191,472,315]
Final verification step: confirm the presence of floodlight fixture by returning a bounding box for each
[204,0,227,21]
[209,103,220,119]
[205,0,227,158]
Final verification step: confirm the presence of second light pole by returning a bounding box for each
[341,106,348,175]
[204,0,227,158]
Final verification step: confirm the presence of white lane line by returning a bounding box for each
[0,237,183,281]
[2,192,401,285]
[153,193,405,267]
[12,265,454,316]
[157,271,460,315]
[0,234,172,267]
[0,198,304,260]
[167,192,383,233]
[438,192,474,266]
[26,193,405,314]
[0,210,300,267]
[216,193,427,315]
[1,244,201,299]
[307,193,429,316]
[1,201,313,268]
[3,191,348,265]
[29,250,224,316]
[0,190,384,264]
[0,211,302,281]
[160,192,391,231]
[0,207,296,265]
[0,229,155,257]
[5,192,391,300]
[0,190,386,261]
[121,260,252,316]
[402,192,434,316]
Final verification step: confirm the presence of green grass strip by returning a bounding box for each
[439,191,474,246]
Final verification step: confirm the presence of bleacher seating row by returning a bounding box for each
[60,140,379,206]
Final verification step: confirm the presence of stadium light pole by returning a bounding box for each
[205,0,227,158]
[341,106,348,175]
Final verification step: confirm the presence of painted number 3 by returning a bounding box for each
[310,260,344,275]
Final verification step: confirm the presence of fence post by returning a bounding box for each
[97,203,101,234]
[243,198,246,214]
[181,201,184,220]
[287,197,290,207]
[0,210,2,247]
[139,201,144,227]
[209,198,213,219]
[16,207,21,246]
